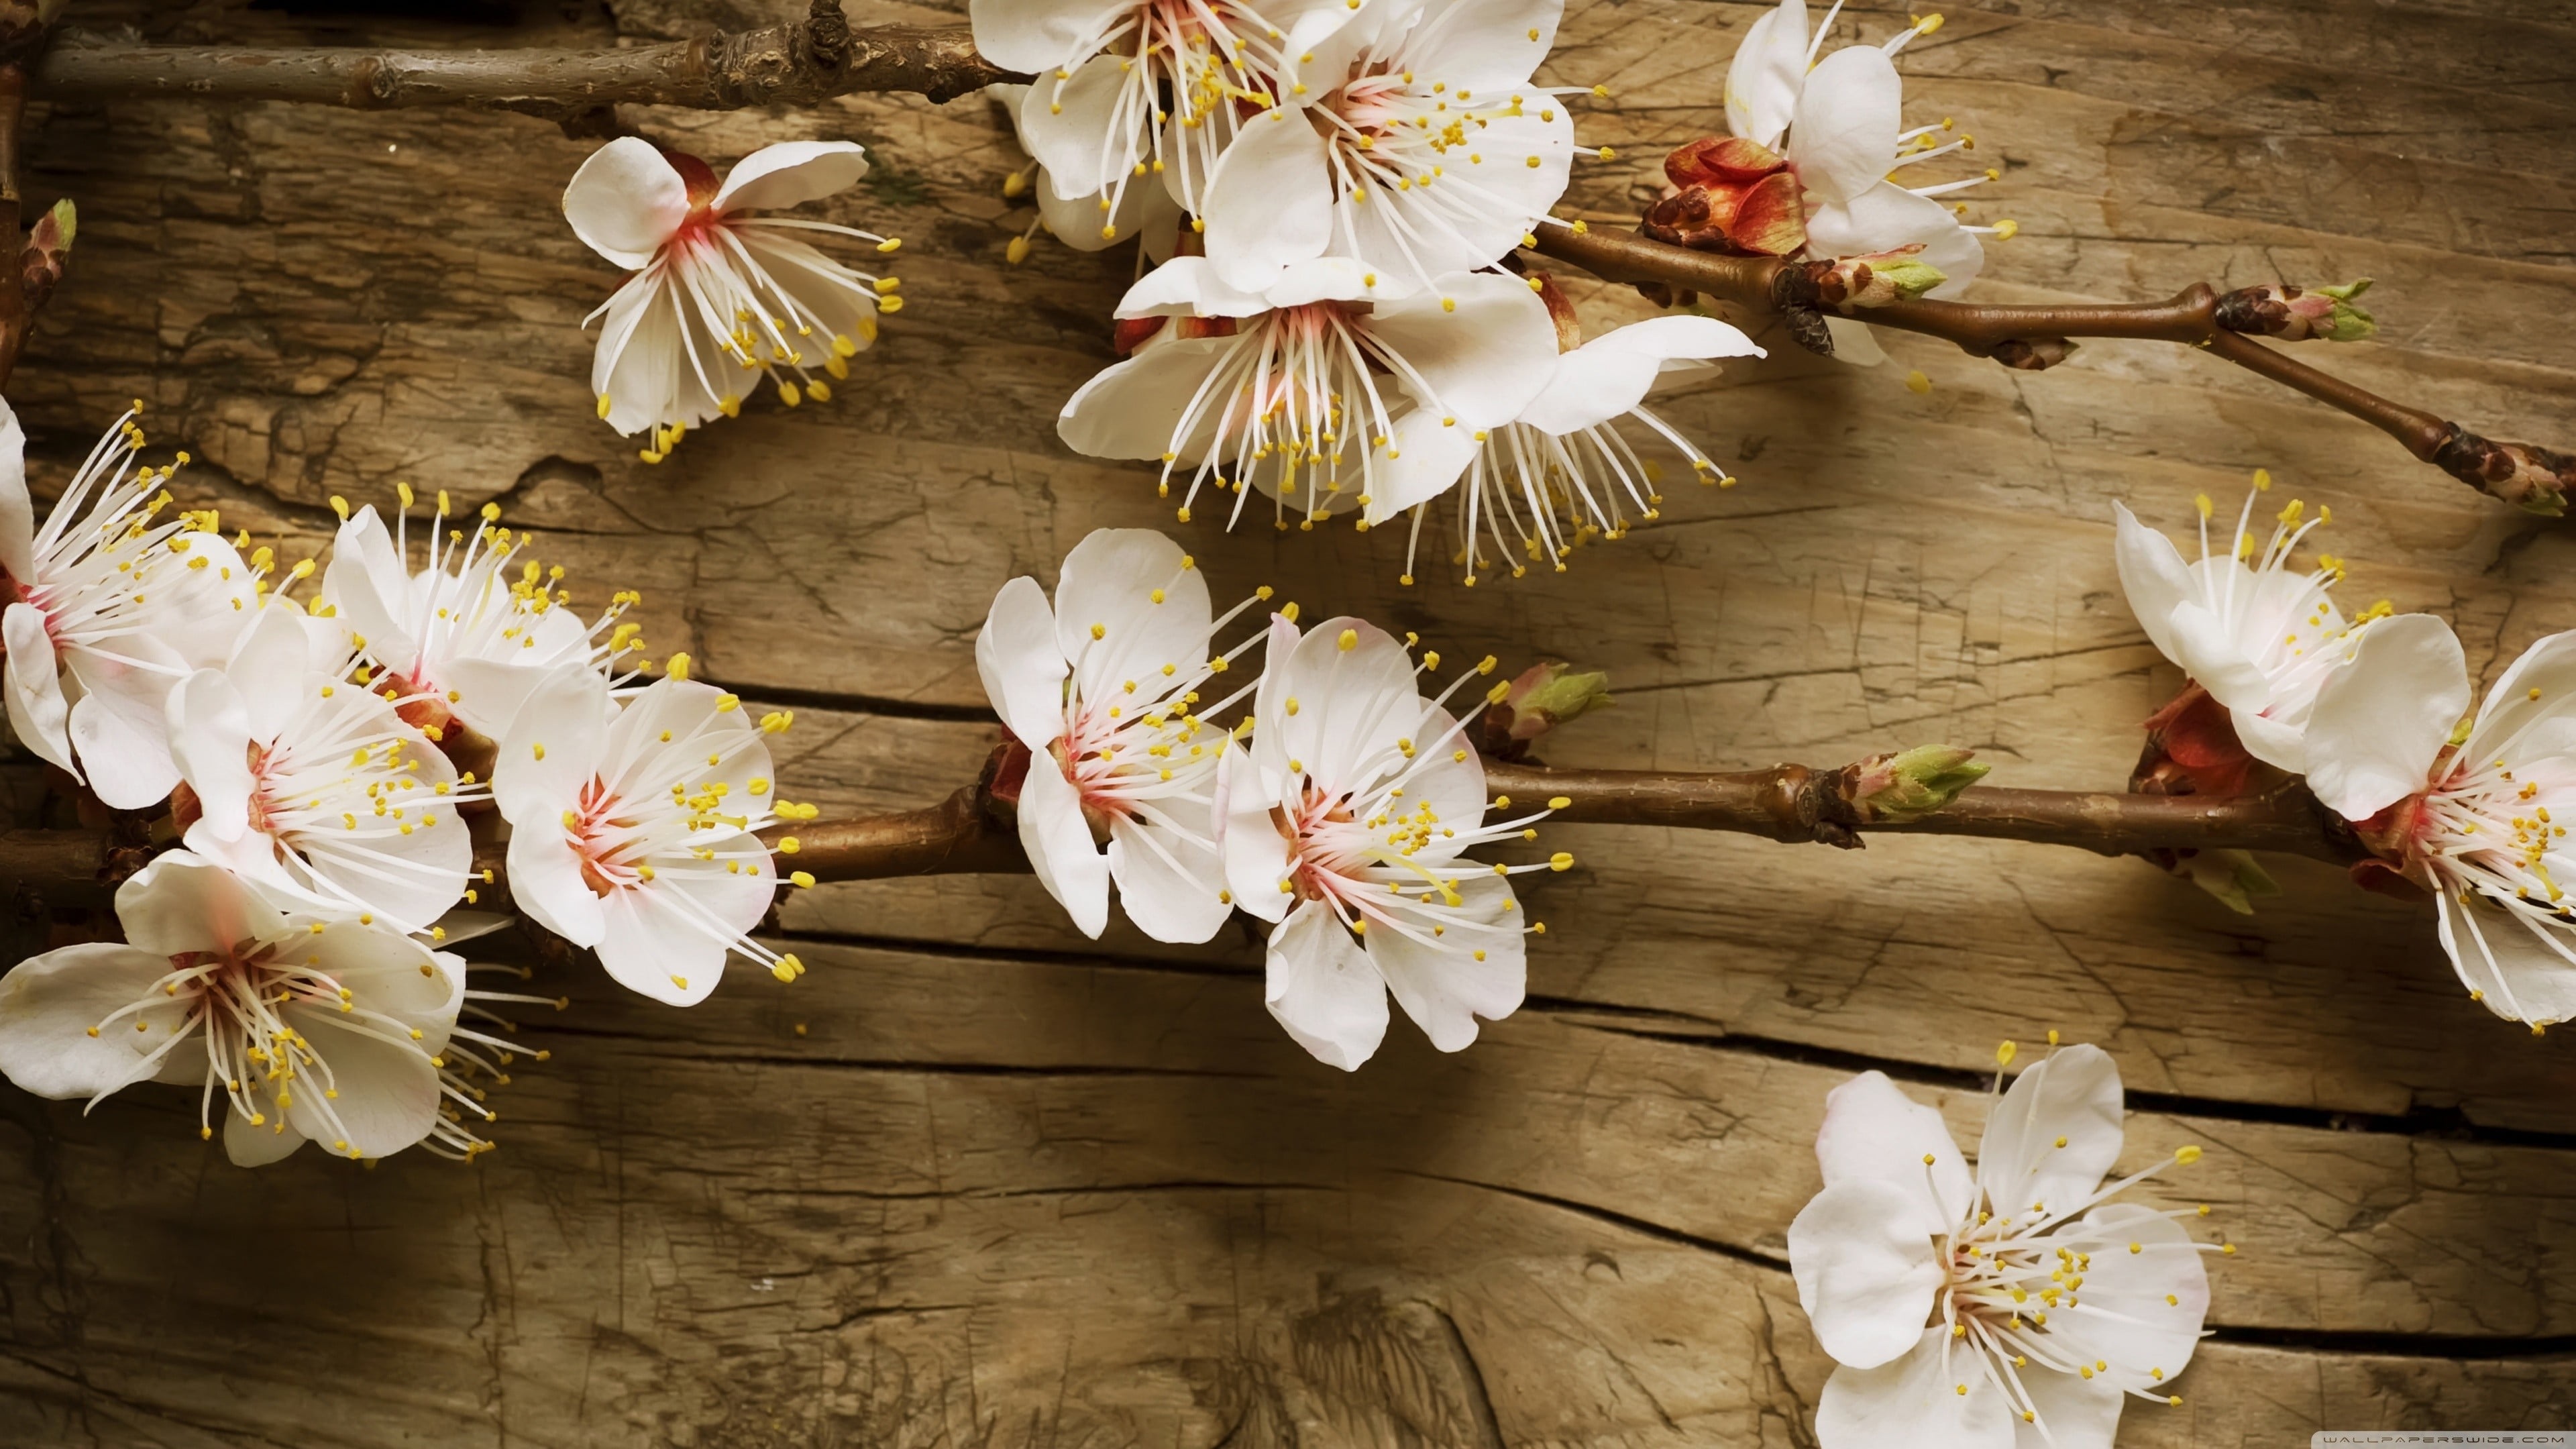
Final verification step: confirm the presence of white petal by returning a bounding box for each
[318,506,424,669]
[1055,528,1212,702]
[1413,0,1563,88]
[284,1006,441,1158]
[1362,408,1483,524]
[1814,1069,1973,1231]
[1974,1044,2124,1220]
[1018,743,1111,939]
[439,653,564,741]
[1258,256,1383,312]
[563,136,690,269]
[0,399,30,582]
[115,851,272,960]
[0,943,189,1099]
[1201,111,1336,290]
[594,864,766,1007]
[712,140,869,213]
[3,601,73,776]
[1268,618,1418,791]
[1518,316,1763,434]
[1058,335,1239,462]
[1016,55,1133,200]
[2008,1368,2124,1449]
[1265,899,1391,1071]
[1788,46,1904,205]
[165,669,254,844]
[223,604,316,745]
[506,831,606,950]
[1814,1328,2017,1449]
[2110,502,2196,669]
[977,575,1071,751]
[1807,183,1984,299]
[493,665,611,826]
[1821,314,1888,366]
[1108,804,1231,945]
[2043,1199,2210,1391]
[1787,1179,1948,1369]
[2465,628,2576,761]
[1116,256,1272,320]
[1724,0,1809,150]
[66,655,182,810]
[1220,743,1295,925]
[1336,106,1571,285]
[224,1100,310,1167]
[2301,612,2467,820]
[2436,894,2576,1029]
[1367,272,1560,428]
[2233,708,2308,775]
[969,0,1136,72]
[1368,873,1524,1051]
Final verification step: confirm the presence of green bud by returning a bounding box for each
[2182,849,2281,916]
[1852,745,1989,822]
[1502,663,1613,743]
[1871,257,1949,301]
[2310,277,2375,342]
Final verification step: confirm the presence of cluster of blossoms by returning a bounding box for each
[979,0,1843,583]
[2117,476,2576,1030]
[977,527,1572,1069]
[1788,1040,2220,1446]
[0,399,821,1165]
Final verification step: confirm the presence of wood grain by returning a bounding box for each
[3,0,2573,1442]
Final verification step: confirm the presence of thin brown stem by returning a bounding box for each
[0,61,25,390]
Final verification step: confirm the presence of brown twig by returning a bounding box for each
[1525,221,2575,515]
[30,11,1018,116]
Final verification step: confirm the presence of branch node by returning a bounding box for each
[1990,336,2078,370]
[2431,425,2573,517]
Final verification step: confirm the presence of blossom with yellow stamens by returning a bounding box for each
[564,138,896,449]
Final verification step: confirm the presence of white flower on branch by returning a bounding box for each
[494,660,806,1006]
[1786,1044,2217,1447]
[975,529,1268,943]
[1061,256,1560,531]
[1431,301,1760,585]
[2112,478,2428,781]
[165,602,482,934]
[319,492,643,743]
[1218,616,1555,1069]
[0,851,532,1166]
[1197,0,1584,295]
[2296,619,2576,1030]
[0,401,254,808]
[564,138,899,455]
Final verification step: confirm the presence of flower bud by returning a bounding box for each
[21,198,72,316]
[2180,849,2281,916]
[1640,170,1807,258]
[1479,661,1613,761]
[2214,278,2376,343]
[2434,429,2574,517]
[1812,247,1949,308]
[1849,745,1989,822]
[1662,136,1788,190]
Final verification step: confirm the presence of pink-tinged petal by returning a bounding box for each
[3,602,73,776]
[1265,898,1390,1071]
[1059,335,1240,462]
[1055,528,1212,702]
[1108,803,1231,945]
[0,398,30,582]
[1787,46,1902,205]
[165,669,255,844]
[1814,1328,2017,1448]
[977,575,1071,751]
[1814,1069,1973,1230]
[0,943,188,1099]
[1974,1043,2124,1220]
[1369,272,1562,428]
[1787,1179,1947,1369]
[1518,316,1763,435]
[564,136,690,269]
[1016,55,1132,199]
[492,665,610,826]
[282,1006,441,1158]
[1220,743,1295,925]
[223,1099,310,1167]
[2302,612,2467,821]
[115,851,273,960]
[1018,744,1111,938]
[1723,0,1809,150]
[1821,314,1888,366]
[1201,111,1336,290]
[969,0,1137,72]
[711,140,869,214]
[1368,873,1524,1051]
[506,830,607,950]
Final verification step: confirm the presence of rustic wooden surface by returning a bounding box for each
[3,0,2574,1443]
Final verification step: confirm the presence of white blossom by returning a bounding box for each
[1786,1044,2216,1448]
[564,138,898,453]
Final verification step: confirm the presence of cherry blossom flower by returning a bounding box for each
[1786,1043,2218,1448]
[2113,478,2430,780]
[1197,0,1584,294]
[2298,621,2576,1030]
[1421,305,1760,585]
[493,660,808,1006]
[1218,615,1560,1069]
[319,491,643,743]
[0,400,254,808]
[165,602,480,932]
[0,851,531,1165]
[976,529,1272,943]
[564,138,899,454]
[1061,256,1560,531]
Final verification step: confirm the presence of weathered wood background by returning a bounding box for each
[3,0,2573,1442]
